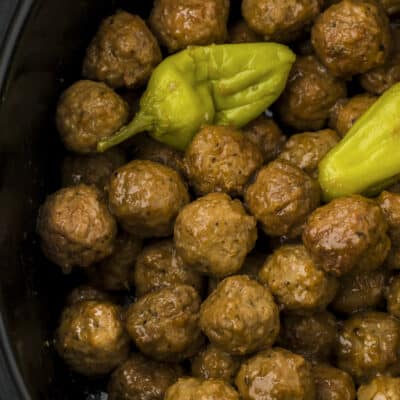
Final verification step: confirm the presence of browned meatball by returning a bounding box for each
[149,0,230,53]
[313,364,356,400]
[62,148,126,193]
[108,160,190,238]
[245,159,320,238]
[357,376,400,400]
[337,311,400,383]
[229,20,262,43]
[191,344,240,383]
[184,125,263,197]
[125,284,203,361]
[378,191,400,269]
[311,0,391,77]
[242,0,321,43]
[88,233,143,291]
[165,377,239,400]
[386,275,400,318]
[56,80,129,153]
[277,56,347,131]
[200,276,280,355]
[37,185,117,272]
[56,300,129,376]
[132,240,204,297]
[278,129,340,177]
[302,195,390,277]
[243,116,286,163]
[82,11,161,89]
[66,285,111,306]
[259,245,338,313]
[331,269,387,314]
[329,94,377,137]
[236,348,316,400]
[174,193,257,278]
[279,311,337,362]
[107,353,182,400]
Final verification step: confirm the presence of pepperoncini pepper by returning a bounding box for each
[97,43,296,152]
[319,82,400,201]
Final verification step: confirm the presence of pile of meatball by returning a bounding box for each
[36,0,400,399]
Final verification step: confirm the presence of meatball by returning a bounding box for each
[132,240,204,297]
[56,300,129,376]
[337,311,400,383]
[245,159,320,238]
[56,81,129,153]
[88,233,143,291]
[311,0,391,77]
[302,195,390,277]
[329,94,377,137]
[191,344,240,383]
[357,376,400,400]
[107,353,182,400]
[37,184,117,272]
[331,269,387,314]
[242,0,320,43]
[82,11,161,89]
[164,377,239,400]
[259,245,338,313]
[313,364,356,400]
[62,148,126,193]
[149,0,230,53]
[66,285,111,306]
[279,311,338,362]
[200,276,280,355]
[278,129,340,178]
[229,20,262,44]
[184,125,263,197]
[277,56,347,131]
[125,284,203,361]
[108,160,189,238]
[243,116,286,163]
[174,193,257,278]
[386,276,400,318]
[235,348,316,400]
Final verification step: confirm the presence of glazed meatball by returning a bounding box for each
[174,193,257,278]
[200,276,280,355]
[279,312,338,362]
[242,0,321,43]
[229,20,261,44]
[311,0,391,77]
[302,195,390,277]
[82,11,161,89]
[107,353,182,400]
[191,344,240,383]
[62,148,126,192]
[56,300,129,376]
[277,56,347,131]
[278,129,340,178]
[66,285,111,306]
[386,275,400,318]
[357,376,400,400]
[331,269,387,314]
[125,284,203,361]
[164,377,239,400]
[259,245,338,313]
[313,364,356,400]
[337,311,400,383]
[236,348,316,400]
[149,0,230,53]
[88,233,143,291]
[132,240,204,297]
[37,185,117,272]
[329,94,377,137]
[243,116,286,163]
[184,125,263,197]
[245,159,320,238]
[108,160,189,238]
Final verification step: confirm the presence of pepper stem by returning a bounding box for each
[97,113,153,152]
